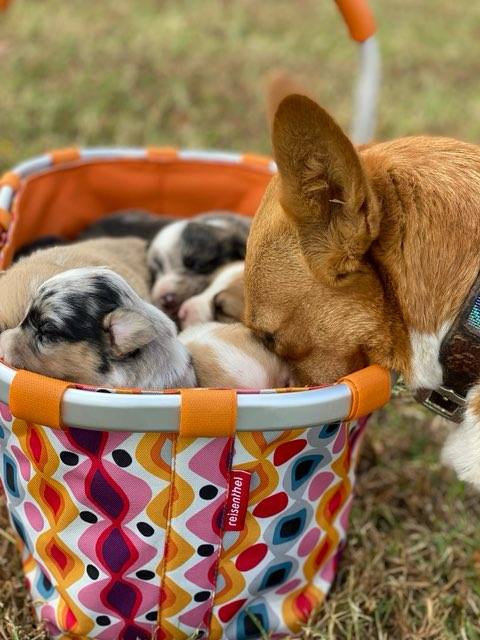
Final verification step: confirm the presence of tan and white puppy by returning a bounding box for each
[178,262,245,329]
[0,237,151,332]
[179,322,289,389]
[244,92,480,488]
[0,267,196,389]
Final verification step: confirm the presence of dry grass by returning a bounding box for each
[2,0,480,638]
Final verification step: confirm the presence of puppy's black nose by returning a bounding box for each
[159,293,179,314]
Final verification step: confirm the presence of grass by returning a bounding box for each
[1,0,480,638]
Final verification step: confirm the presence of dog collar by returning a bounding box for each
[416,276,480,422]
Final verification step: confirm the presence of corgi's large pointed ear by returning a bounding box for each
[272,94,380,283]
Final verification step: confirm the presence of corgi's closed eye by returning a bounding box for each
[258,331,276,351]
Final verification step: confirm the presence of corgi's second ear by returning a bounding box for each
[272,94,381,283]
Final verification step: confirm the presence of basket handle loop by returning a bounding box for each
[339,364,391,420]
[334,0,376,43]
[9,370,71,429]
[179,388,237,437]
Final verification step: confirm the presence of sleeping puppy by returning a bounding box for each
[148,212,250,318]
[13,210,175,261]
[244,91,480,488]
[79,209,175,242]
[14,235,67,261]
[178,261,244,329]
[0,267,196,389]
[0,237,151,332]
[179,322,289,389]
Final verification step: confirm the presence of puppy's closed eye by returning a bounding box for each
[36,322,61,343]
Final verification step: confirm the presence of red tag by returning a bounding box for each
[224,470,251,531]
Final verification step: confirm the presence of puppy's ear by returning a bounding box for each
[104,309,156,358]
[272,94,380,283]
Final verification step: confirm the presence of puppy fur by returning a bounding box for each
[79,209,175,242]
[178,261,245,328]
[0,267,196,389]
[179,322,289,389]
[148,212,250,318]
[0,237,151,332]
[244,93,480,487]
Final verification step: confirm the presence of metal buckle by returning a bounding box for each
[416,386,465,423]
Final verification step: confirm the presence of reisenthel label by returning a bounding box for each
[224,470,251,531]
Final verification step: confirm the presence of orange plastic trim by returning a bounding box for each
[335,0,376,42]
[146,146,178,160]
[339,364,390,420]
[0,171,20,191]
[9,370,71,429]
[0,208,10,231]
[179,388,237,437]
[242,153,272,168]
[50,147,81,165]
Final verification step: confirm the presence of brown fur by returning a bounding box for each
[0,237,150,331]
[245,94,480,386]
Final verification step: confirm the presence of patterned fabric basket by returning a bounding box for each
[0,148,391,639]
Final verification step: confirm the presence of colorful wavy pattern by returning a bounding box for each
[0,395,368,640]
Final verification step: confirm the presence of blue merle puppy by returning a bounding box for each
[0,267,196,389]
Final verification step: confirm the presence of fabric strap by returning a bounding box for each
[179,388,237,437]
[339,364,391,420]
[9,370,71,429]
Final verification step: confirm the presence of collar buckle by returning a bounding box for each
[417,385,465,423]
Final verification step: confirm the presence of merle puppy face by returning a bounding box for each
[147,212,251,319]
[0,267,196,389]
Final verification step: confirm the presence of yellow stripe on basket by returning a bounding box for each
[0,171,21,191]
[146,146,178,160]
[339,364,390,420]
[49,147,81,165]
[0,208,10,231]
[242,153,272,168]
[9,370,72,430]
[179,388,237,437]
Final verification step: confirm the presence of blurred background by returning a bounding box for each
[1,1,480,638]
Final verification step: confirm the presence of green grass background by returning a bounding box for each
[1,1,480,638]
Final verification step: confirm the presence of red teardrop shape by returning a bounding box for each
[326,488,343,519]
[235,543,268,571]
[218,598,247,622]
[252,491,288,518]
[273,439,307,466]
[65,607,77,631]
[314,539,331,568]
[295,591,314,620]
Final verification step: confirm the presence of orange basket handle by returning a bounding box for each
[334,0,380,144]
[335,0,376,43]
